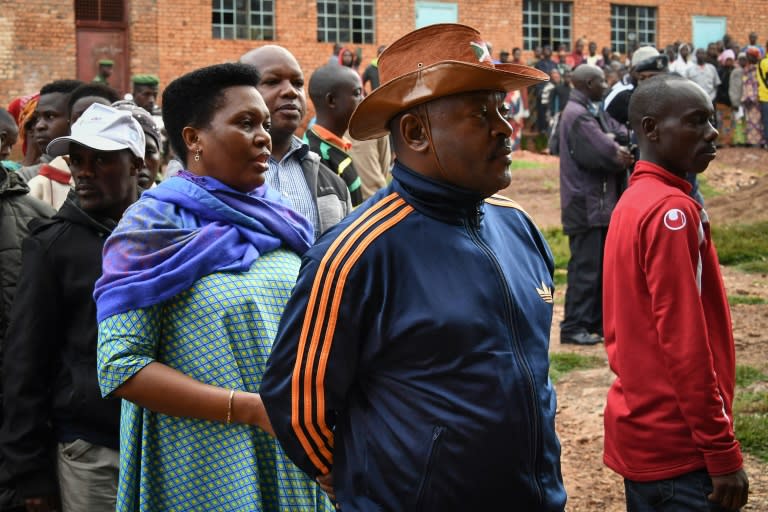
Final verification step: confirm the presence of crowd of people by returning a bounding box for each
[0,21,755,512]
[512,32,768,152]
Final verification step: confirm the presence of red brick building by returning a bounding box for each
[1,0,766,107]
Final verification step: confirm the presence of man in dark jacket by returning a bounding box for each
[0,161,54,512]
[0,103,142,511]
[558,64,634,345]
[261,24,566,511]
[239,45,352,240]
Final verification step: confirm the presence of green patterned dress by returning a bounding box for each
[98,249,334,511]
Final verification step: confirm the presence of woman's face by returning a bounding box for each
[341,50,354,66]
[194,86,272,192]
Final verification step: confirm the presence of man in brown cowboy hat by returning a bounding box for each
[261,23,566,511]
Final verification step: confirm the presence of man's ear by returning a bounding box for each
[325,92,336,109]
[640,116,658,141]
[398,112,430,153]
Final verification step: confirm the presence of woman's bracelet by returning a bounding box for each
[226,389,236,425]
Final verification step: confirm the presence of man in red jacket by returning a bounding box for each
[602,73,749,511]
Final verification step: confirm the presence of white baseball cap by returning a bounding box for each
[47,103,145,159]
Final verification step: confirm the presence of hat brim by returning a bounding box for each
[47,134,135,157]
[349,61,549,140]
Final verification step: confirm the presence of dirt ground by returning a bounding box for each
[499,147,768,511]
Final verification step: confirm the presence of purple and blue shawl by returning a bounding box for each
[94,170,313,322]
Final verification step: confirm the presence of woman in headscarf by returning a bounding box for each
[95,62,334,511]
[670,43,694,76]
[742,47,765,146]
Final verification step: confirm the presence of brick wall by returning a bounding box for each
[2,0,767,110]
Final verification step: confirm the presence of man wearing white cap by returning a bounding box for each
[262,23,566,511]
[0,103,142,512]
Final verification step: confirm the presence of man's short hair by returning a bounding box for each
[68,83,121,113]
[39,79,85,98]
[628,73,689,131]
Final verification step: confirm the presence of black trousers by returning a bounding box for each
[561,227,607,336]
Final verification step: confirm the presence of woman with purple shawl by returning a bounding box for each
[95,63,334,511]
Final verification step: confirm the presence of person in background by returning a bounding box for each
[603,73,749,512]
[685,49,721,103]
[92,60,113,85]
[0,111,18,167]
[586,41,600,66]
[8,94,41,168]
[27,83,120,210]
[729,52,748,146]
[0,103,143,512]
[129,74,160,115]
[338,47,355,68]
[112,100,163,190]
[18,80,84,182]
[741,31,765,58]
[558,65,632,345]
[304,64,364,206]
[715,49,736,146]
[362,45,386,94]
[757,45,768,147]
[0,120,55,512]
[239,45,352,239]
[95,63,333,511]
[261,23,566,511]
[742,47,765,147]
[670,43,694,76]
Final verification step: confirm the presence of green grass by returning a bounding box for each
[510,158,558,171]
[541,227,570,270]
[711,222,768,273]
[549,352,604,383]
[736,365,767,387]
[728,295,768,306]
[734,365,768,462]
[697,174,723,199]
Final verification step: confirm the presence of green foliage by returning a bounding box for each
[549,352,604,383]
[711,222,768,273]
[735,413,768,462]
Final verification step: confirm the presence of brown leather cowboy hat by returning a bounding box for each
[348,23,549,140]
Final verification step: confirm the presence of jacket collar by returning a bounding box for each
[391,161,486,225]
[56,190,118,235]
[631,160,694,195]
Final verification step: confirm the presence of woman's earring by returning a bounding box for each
[194,148,201,162]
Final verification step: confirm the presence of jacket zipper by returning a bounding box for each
[414,425,446,509]
[464,207,544,504]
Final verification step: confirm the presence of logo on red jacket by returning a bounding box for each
[663,208,687,231]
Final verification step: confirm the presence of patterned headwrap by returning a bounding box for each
[12,93,40,156]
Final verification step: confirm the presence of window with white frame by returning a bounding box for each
[522,0,572,51]
[611,4,657,54]
[317,0,375,44]
[212,0,275,40]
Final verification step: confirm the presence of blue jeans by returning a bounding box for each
[624,470,739,511]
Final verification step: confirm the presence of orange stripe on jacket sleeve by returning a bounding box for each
[313,204,415,441]
[290,193,404,473]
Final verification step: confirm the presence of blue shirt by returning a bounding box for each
[265,137,321,239]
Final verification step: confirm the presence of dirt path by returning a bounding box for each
[500,147,768,510]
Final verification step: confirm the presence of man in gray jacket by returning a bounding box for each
[558,65,634,345]
[240,46,351,240]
